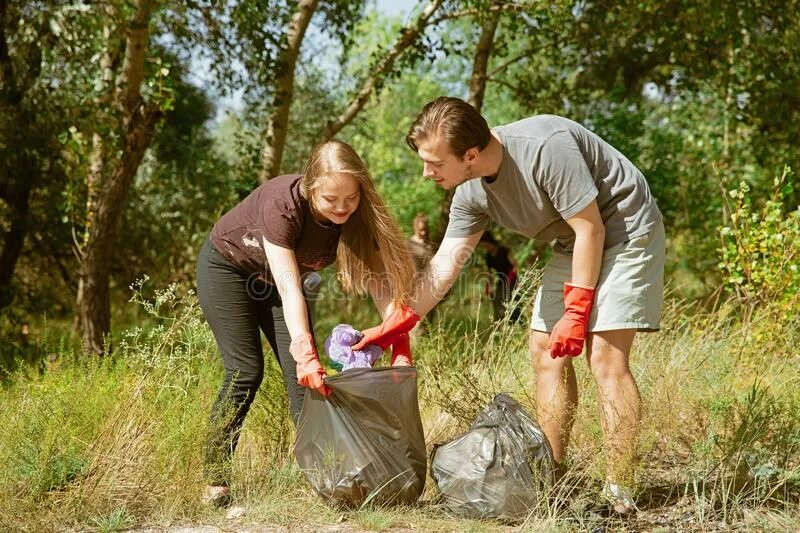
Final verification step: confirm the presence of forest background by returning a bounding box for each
[1,0,799,530]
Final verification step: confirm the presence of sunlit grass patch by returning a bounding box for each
[1,275,798,530]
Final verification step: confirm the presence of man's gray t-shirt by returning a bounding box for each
[445,115,662,253]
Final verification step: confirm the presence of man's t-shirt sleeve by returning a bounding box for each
[536,131,598,220]
[444,185,490,238]
[260,197,301,249]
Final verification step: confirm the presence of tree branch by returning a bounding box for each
[487,52,530,79]
[429,1,534,26]
[488,77,530,103]
[319,0,445,142]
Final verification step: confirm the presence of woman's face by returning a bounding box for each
[311,172,361,224]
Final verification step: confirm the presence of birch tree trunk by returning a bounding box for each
[76,0,162,354]
[434,4,501,243]
[257,0,319,182]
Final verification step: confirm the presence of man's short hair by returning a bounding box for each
[406,96,491,157]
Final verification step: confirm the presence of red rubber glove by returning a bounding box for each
[390,333,413,367]
[508,269,518,287]
[289,333,331,396]
[351,305,420,351]
[549,283,596,358]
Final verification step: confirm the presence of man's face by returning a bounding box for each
[416,135,475,190]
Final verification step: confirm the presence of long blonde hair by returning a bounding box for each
[301,140,415,306]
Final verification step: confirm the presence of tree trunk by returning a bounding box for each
[258,0,319,182]
[467,8,501,112]
[319,0,445,142]
[0,171,33,310]
[78,105,160,354]
[77,0,161,355]
[433,4,501,243]
[0,1,46,310]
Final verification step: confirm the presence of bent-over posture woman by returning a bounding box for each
[196,140,420,504]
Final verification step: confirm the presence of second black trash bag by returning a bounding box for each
[430,393,555,520]
[293,367,427,508]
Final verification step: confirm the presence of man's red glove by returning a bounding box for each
[289,333,331,396]
[390,333,413,367]
[549,283,595,358]
[351,305,420,351]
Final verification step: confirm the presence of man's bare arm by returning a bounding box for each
[565,200,605,288]
[412,231,483,317]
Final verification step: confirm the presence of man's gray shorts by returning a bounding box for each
[531,220,665,333]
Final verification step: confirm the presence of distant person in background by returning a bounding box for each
[197,140,419,506]
[477,232,521,322]
[406,213,435,271]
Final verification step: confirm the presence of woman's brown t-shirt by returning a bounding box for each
[210,174,341,282]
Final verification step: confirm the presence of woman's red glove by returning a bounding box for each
[390,334,413,367]
[290,333,331,396]
[549,283,595,358]
[351,305,420,351]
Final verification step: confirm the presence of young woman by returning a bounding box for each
[196,140,420,504]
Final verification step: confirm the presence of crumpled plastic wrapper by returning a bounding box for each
[323,324,383,371]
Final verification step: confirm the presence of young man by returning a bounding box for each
[400,96,664,514]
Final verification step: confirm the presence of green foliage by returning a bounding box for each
[120,73,236,288]
[718,168,800,312]
[92,507,134,533]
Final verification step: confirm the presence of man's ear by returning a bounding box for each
[463,146,480,163]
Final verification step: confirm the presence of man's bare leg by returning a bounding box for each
[530,330,578,466]
[585,329,640,487]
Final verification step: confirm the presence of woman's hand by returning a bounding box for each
[290,333,331,396]
[390,334,413,367]
[351,305,420,351]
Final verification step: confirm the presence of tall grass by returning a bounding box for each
[1,274,798,531]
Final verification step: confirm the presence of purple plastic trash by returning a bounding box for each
[324,324,383,371]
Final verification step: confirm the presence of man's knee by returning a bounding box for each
[588,344,631,383]
[529,330,549,360]
[587,331,635,382]
[530,330,573,379]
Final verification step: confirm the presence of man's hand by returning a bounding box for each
[390,334,413,367]
[351,305,420,351]
[290,333,331,396]
[549,283,595,358]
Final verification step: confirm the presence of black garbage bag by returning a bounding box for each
[430,393,555,520]
[293,367,427,508]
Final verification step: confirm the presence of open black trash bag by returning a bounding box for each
[294,367,427,508]
[430,393,555,520]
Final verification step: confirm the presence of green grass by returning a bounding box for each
[1,276,798,531]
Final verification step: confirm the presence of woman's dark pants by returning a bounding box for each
[196,237,316,486]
